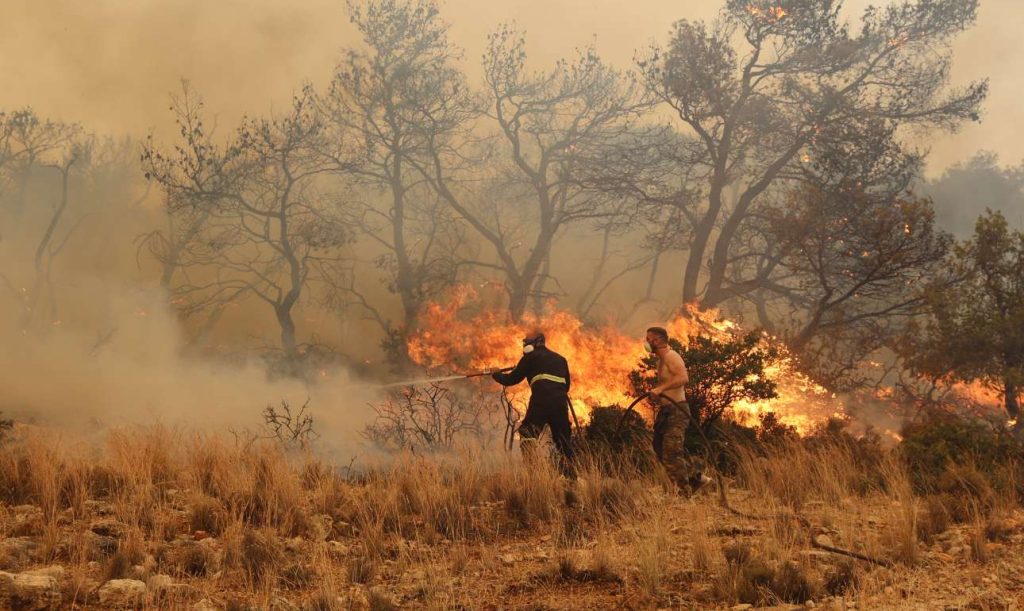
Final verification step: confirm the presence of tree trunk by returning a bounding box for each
[276,303,298,361]
[1004,377,1020,420]
[683,179,725,303]
[508,281,529,322]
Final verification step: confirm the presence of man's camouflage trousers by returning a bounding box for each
[652,401,702,490]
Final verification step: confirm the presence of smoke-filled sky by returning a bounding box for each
[0,0,1020,176]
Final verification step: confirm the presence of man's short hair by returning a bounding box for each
[646,326,669,342]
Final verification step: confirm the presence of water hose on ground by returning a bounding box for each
[617,392,893,568]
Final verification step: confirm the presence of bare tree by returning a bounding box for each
[0,109,86,331]
[418,26,651,320]
[638,0,986,306]
[143,87,348,365]
[319,0,471,359]
[364,383,496,451]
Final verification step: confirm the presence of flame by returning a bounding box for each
[951,379,1003,411]
[746,4,788,21]
[407,286,841,433]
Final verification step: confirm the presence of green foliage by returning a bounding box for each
[904,210,1024,418]
[900,410,1024,496]
[628,332,779,427]
[698,414,798,476]
[580,405,656,473]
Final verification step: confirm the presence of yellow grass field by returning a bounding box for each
[0,424,1021,610]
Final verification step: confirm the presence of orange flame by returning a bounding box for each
[407,286,842,433]
[746,4,788,21]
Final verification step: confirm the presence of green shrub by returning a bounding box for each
[900,411,1024,495]
[580,405,655,473]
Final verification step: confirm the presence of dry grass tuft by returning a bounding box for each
[189,494,229,535]
[633,510,668,599]
[348,554,377,585]
[937,462,996,522]
[722,541,753,568]
[733,555,775,604]
[238,528,283,586]
[917,494,952,543]
[279,562,316,589]
[824,558,859,596]
[309,591,340,611]
[771,559,820,603]
[367,588,398,611]
[104,550,132,581]
[171,541,217,577]
[880,457,920,564]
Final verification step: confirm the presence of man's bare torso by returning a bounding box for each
[657,349,688,403]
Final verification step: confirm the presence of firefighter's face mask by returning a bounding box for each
[522,334,543,354]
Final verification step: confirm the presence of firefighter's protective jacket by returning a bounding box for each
[492,346,571,404]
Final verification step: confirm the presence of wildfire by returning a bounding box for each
[746,4,788,21]
[951,379,1003,411]
[407,286,842,433]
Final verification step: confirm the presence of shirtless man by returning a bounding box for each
[645,326,708,492]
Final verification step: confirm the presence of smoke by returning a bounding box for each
[0,277,378,460]
[1,0,1013,175]
[0,0,1017,451]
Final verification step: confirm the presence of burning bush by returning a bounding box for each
[623,332,782,474]
[628,332,779,428]
[407,286,840,432]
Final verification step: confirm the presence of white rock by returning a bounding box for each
[0,571,62,610]
[98,579,147,608]
[21,565,65,581]
[0,537,41,566]
[146,574,175,591]
[193,598,219,611]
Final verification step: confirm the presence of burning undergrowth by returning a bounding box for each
[406,286,843,434]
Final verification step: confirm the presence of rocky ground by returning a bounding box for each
[1,478,1023,610]
[1,423,1023,610]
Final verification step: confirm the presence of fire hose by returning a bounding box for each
[616,392,892,568]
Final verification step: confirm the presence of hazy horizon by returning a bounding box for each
[2,0,1020,176]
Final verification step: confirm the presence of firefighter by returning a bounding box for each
[492,331,576,477]
[645,326,710,492]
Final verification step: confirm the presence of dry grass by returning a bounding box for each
[0,423,1020,609]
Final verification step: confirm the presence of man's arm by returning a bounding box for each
[493,354,529,386]
[651,352,688,395]
[563,357,571,393]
